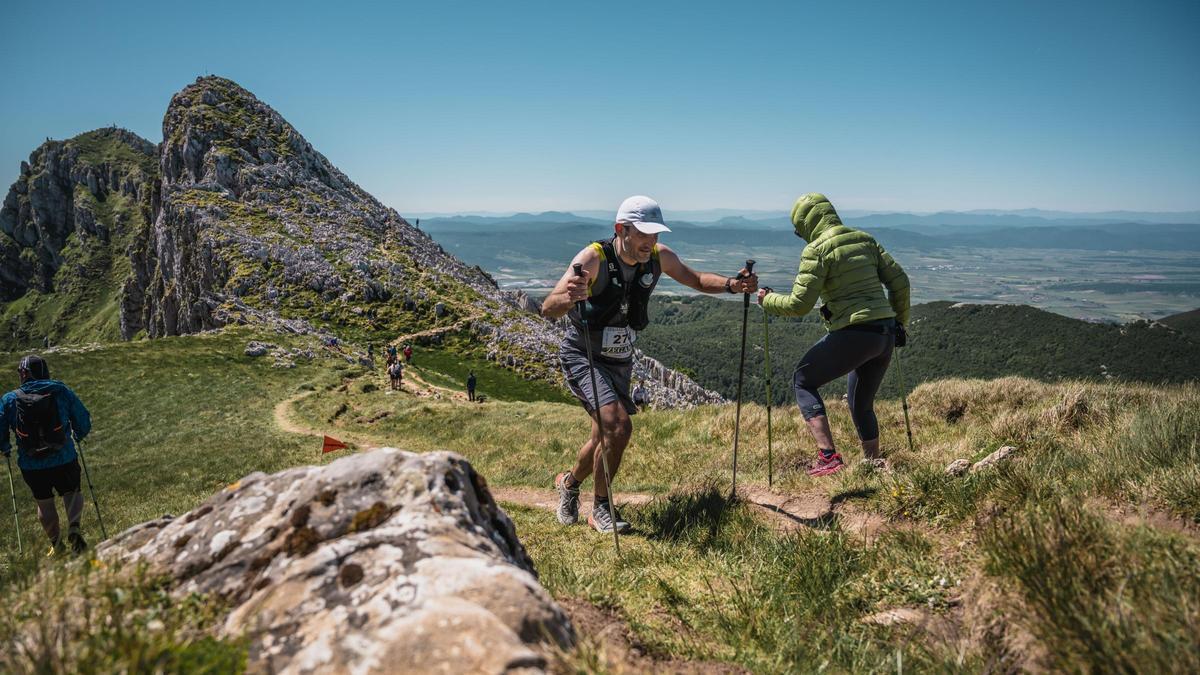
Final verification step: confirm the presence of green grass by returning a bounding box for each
[0,561,245,674]
[0,186,145,350]
[67,128,158,176]
[512,492,975,672]
[403,345,574,403]
[0,330,1197,672]
[981,499,1200,672]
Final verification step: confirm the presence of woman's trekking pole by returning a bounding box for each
[5,454,22,553]
[574,263,621,555]
[730,259,755,501]
[74,437,108,539]
[762,310,774,488]
[895,348,915,453]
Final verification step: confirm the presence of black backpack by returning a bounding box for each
[13,390,66,457]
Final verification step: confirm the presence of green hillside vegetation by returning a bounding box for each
[637,296,1200,405]
[1161,307,1200,336]
[0,130,156,347]
[1,329,1198,672]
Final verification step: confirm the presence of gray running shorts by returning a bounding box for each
[560,347,637,415]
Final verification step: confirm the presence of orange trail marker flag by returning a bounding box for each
[322,435,349,454]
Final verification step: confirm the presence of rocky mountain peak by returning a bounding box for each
[161,77,364,203]
[2,76,723,407]
[1,127,156,306]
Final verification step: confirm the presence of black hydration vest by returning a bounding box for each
[580,238,661,331]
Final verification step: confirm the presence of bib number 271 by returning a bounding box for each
[601,327,635,360]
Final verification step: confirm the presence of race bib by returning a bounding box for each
[601,326,635,360]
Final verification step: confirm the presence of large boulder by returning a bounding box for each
[100,448,573,673]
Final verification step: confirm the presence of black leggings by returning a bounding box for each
[793,323,895,441]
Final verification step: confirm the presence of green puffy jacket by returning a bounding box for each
[762,193,910,330]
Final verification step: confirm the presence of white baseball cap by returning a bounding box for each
[615,195,672,234]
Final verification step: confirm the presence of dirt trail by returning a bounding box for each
[387,313,484,349]
[398,368,467,400]
[738,486,834,531]
[272,389,381,450]
[489,483,888,537]
[491,486,656,514]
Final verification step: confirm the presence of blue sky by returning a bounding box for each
[2,0,1197,214]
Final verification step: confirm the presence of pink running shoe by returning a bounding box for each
[808,452,845,477]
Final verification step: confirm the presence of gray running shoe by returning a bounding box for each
[555,472,580,525]
[588,500,631,534]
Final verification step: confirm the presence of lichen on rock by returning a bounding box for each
[99,448,574,674]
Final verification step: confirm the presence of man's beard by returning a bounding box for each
[619,234,652,263]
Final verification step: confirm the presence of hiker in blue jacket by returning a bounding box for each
[0,355,92,555]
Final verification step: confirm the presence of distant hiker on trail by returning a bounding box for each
[632,381,648,412]
[757,193,910,477]
[386,345,398,366]
[388,360,404,391]
[541,195,757,534]
[0,355,92,555]
[403,345,413,364]
[467,371,477,402]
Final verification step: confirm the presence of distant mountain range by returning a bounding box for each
[416,208,1200,230]
[421,213,1200,252]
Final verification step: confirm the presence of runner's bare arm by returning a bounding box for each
[657,244,758,294]
[540,247,602,319]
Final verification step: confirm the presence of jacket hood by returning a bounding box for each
[19,379,66,395]
[790,193,842,242]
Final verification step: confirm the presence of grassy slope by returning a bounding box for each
[1,330,1197,673]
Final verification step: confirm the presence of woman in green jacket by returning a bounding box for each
[757,194,910,476]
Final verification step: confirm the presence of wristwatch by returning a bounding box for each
[725,277,735,294]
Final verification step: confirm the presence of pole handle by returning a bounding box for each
[740,260,756,307]
[572,263,588,315]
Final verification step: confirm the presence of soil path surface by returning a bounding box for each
[489,483,885,537]
[386,313,484,349]
[490,486,656,514]
[272,390,381,450]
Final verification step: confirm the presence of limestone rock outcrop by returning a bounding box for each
[100,448,573,674]
[0,128,157,315]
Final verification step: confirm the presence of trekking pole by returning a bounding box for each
[730,259,755,501]
[574,263,621,556]
[5,454,22,553]
[895,347,915,453]
[762,309,774,488]
[74,436,108,539]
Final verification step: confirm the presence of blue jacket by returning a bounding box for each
[0,379,91,471]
